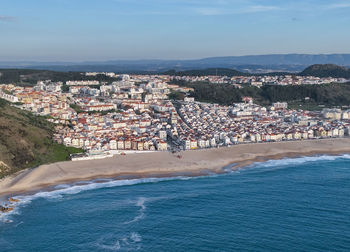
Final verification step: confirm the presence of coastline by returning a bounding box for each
[1,138,350,198]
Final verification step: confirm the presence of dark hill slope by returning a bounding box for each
[0,99,82,178]
[300,64,350,78]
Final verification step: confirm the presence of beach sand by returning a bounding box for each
[1,138,350,197]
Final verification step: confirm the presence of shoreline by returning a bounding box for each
[1,138,350,198]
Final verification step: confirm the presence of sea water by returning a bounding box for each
[1,155,350,251]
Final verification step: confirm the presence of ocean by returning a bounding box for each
[1,155,350,251]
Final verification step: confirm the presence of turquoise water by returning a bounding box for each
[1,155,350,251]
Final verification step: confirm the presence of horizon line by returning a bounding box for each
[1,53,350,64]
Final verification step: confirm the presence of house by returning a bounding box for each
[143,141,150,150]
[110,139,117,150]
[124,140,131,150]
[292,132,301,140]
[190,139,198,149]
[72,138,80,147]
[285,133,293,140]
[326,130,333,137]
[308,130,315,139]
[117,140,125,150]
[159,130,167,140]
[301,132,308,139]
[137,141,144,151]
[184,139,191,150]
[332,128,339,137]
[198,139,206,148]
[131,140,138,150]
[156,141,168,151]
[250,134,256,142]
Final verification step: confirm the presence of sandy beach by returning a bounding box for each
[1,138,350,197]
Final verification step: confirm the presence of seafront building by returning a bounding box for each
[1,72,350,156]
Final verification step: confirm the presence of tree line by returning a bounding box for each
[173,80,350,107]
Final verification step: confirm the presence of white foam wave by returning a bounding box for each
[130,232,142,242]
[0,213,13,224]
[124,197,147,224]
[0,176,193,223]
[251,154,350,169]
[0,198,23,224]
[2,154,349,224]
[96,240,121,251]
[94,232,142,251]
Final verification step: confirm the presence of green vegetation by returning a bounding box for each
[2,89,13,95]
[70,104,121,115]
[92,109,121,115]
[168,91,185,100]
[61,84,70,92]
[286,101,326,111]
[70,104,84,113]
[174,80,350,108]
[0,69,116,85]
[0,98,83,179]
[166,64,350,78]
[83,109,122,116]
[300,64,350,78]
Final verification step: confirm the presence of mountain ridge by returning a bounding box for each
[1,54,350,73]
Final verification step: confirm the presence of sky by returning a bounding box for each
[1,0,350,61]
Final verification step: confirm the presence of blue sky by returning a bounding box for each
[1,0,350,61]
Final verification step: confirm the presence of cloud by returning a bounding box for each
[326,2,350,9]
[111,0,281,16]
[0,15,16,22]
[195,8,224,16]
[244,5,281,13]
[194,5,281,16]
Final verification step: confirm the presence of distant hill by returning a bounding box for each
[300,64,350,78]
[1,64,350,86]
[0,99,82,178]
[196,54,350,66]
[164,68,248,77]
[165,68,295,77]
[1,54,350,73]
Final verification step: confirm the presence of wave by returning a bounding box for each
[242,154,350,174]
[1,154,350,224]
[91,232,142,251]
[0,176,195,223]
[258,154,350,167]
[124,197,147,224]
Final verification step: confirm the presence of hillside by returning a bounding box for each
[0,69,116,85]
[174,80,350,109]
[300,64,350,78]
[0,99,82,178]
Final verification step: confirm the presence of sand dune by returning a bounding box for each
[1,138,350,196]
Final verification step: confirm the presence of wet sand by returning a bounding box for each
[1,138,350,197]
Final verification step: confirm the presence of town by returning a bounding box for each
[171,74,348,86]
[1,72,350,159]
